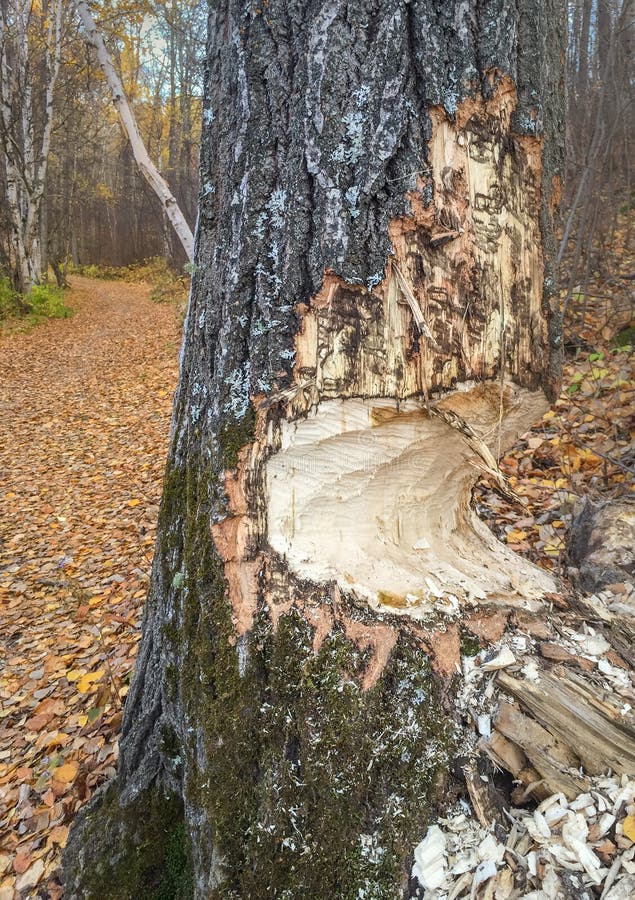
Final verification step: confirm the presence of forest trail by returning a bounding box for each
[0,277,181,897]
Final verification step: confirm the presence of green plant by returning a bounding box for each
[0,276,20,320]
[27,283,73,319]
[612,325,634,351]
[68,262,123,280]
[0,271,73,325]
[124,257,190,304]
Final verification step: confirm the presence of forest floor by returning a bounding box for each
[0,277,181,898]
[0,269,632,898]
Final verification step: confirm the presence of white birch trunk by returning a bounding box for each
[76,1,195,263]
[0,0,63,292]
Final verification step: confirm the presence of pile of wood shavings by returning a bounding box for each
[412,776,635,899]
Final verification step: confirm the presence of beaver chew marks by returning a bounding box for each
[266,386,555,617]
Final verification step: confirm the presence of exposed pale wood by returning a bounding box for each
[265,389,555,616]
[293,89,547,407]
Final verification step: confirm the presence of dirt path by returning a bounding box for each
[0,277,181,897]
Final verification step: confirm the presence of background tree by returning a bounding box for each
[0,0,64,293]
[76,0,194,262]
[63,1,566,897]
[560,0,634,331]
[0,0,205,290]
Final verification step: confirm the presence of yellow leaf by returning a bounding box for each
[88,595,104,607]
[44,732,68,749]
[126,499,141,507]
[66,669,84,682]
[53,762,77,783]
[623,813,635,843]
[77,715,88,727]
[507,529,528,543]
[76,669,105,693]
[578,448,601,466]
[544,539,565,557]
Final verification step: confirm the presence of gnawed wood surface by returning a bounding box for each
[265,388,555,616]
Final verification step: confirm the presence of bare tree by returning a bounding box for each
[76,0,194,262]
[561,0,634,330]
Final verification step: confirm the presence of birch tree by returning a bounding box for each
[64,2,568,897]
[76,0,194,263]
[0,0,63,293]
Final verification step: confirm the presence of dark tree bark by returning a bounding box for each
[64,1,565,897]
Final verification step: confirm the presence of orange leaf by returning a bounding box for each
[12,852,31,875]
[48,824,69,847]
[623,813,635,843]
[52,762,77,784]
[25,713,52,732]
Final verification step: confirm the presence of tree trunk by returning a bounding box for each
[76,1,195,264]
[0,0,63,293]
[64,1,566,897]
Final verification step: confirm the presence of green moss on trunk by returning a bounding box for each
[144,450,459,898]
[62,783,193,900]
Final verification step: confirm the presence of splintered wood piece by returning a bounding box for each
[463,764,505,827]
[392,262,438,345]
[608,620,635,670]
[497,669,635,781]
[479,730,533,780]
[493,700,590,800]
